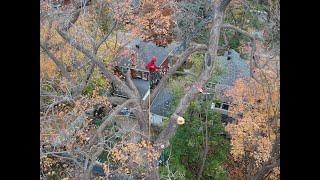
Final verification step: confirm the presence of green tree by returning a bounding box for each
[160,99,230,180]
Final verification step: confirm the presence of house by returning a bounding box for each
[207,49,250,124]
[113,38,179,88]
[111,39,180,125]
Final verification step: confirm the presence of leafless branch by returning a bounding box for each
[221,23,258,76]
[61,9,81,31]
[88,99,137,147]
[125,70,140,98]
[95,21,118,50]
[149,43,207,104]
[156,0,230,148]
[108,96,127,105]
[197,104,209,180]
[84,147,104,179]
[56,28,135,98]
[40,41,73,82]
[174,71,197,78]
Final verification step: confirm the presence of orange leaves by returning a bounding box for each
[40,56,57,78]
[224,51,279,169]
[110,140,161,174]
[266,167,280,180]
[116,0,174,46]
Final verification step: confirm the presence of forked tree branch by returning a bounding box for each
[155,53,214,147]
[88,99,137,147]
[95,21,118,50]
[221,23,259,76]
[221,24,256,40]
[125,70,140,98]
[149,43,208,105]
[156,0,229,148]
[40,41,73,82]
[56,28,135,98]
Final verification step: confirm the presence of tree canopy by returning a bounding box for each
[40,0,280,179]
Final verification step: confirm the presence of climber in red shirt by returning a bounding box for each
[146,56,161,88]
[145,56,160,72]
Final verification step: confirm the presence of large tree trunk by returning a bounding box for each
[146,0,232,179]
[196,108,209,180]
[155,0,230,149]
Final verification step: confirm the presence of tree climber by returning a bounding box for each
[145,56,161,88]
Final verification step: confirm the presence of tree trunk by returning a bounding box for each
[251,133,280,180]
[156,0,230,149]
[152,0,232,178]
[197,107,209,180]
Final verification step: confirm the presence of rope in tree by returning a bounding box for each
[149,77,151,141]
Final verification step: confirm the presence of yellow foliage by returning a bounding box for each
[225,45,279,169]
[40,54,57,79]
[110,140,161,174]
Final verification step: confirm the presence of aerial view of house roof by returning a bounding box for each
[131,78,150,98]
[131,78,172,117]
[214,49,251,103]
[40,1,280,178]
[118,38,180,70]
[150,88,172,117]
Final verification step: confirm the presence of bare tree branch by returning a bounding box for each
[88,99,137,147]
[75,64,95,96]
[174,71,197,77]
[221,24,256,41]
[108,96,127,105]
[219,0,232,12]
[131,102,149,137]
[62,9,81,31]
[84,147,104,179]
[96,99,137,138]
[156,0,229,148]
[56,28,135,98]
[196,106,209,180]
[221,23,259,76]
[95,21,117,50]
[157,54,214,146]
[59,0,93,32]
[40,41,73,82]
[149,43,207,105]
[125,70,140,98]
[84,99,139,178]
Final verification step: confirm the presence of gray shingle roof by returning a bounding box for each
[119,39,180,70]
[217,49,250,86]
[214,49,250,102]
[214,84,232,103]
[132,79,172,117]
[132,78,150,97]
[150,88,172,117]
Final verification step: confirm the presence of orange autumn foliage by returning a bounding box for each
[137,0,174,46]
[114,0,174,46]
[225,45,279,170]
[110,140,160,176]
